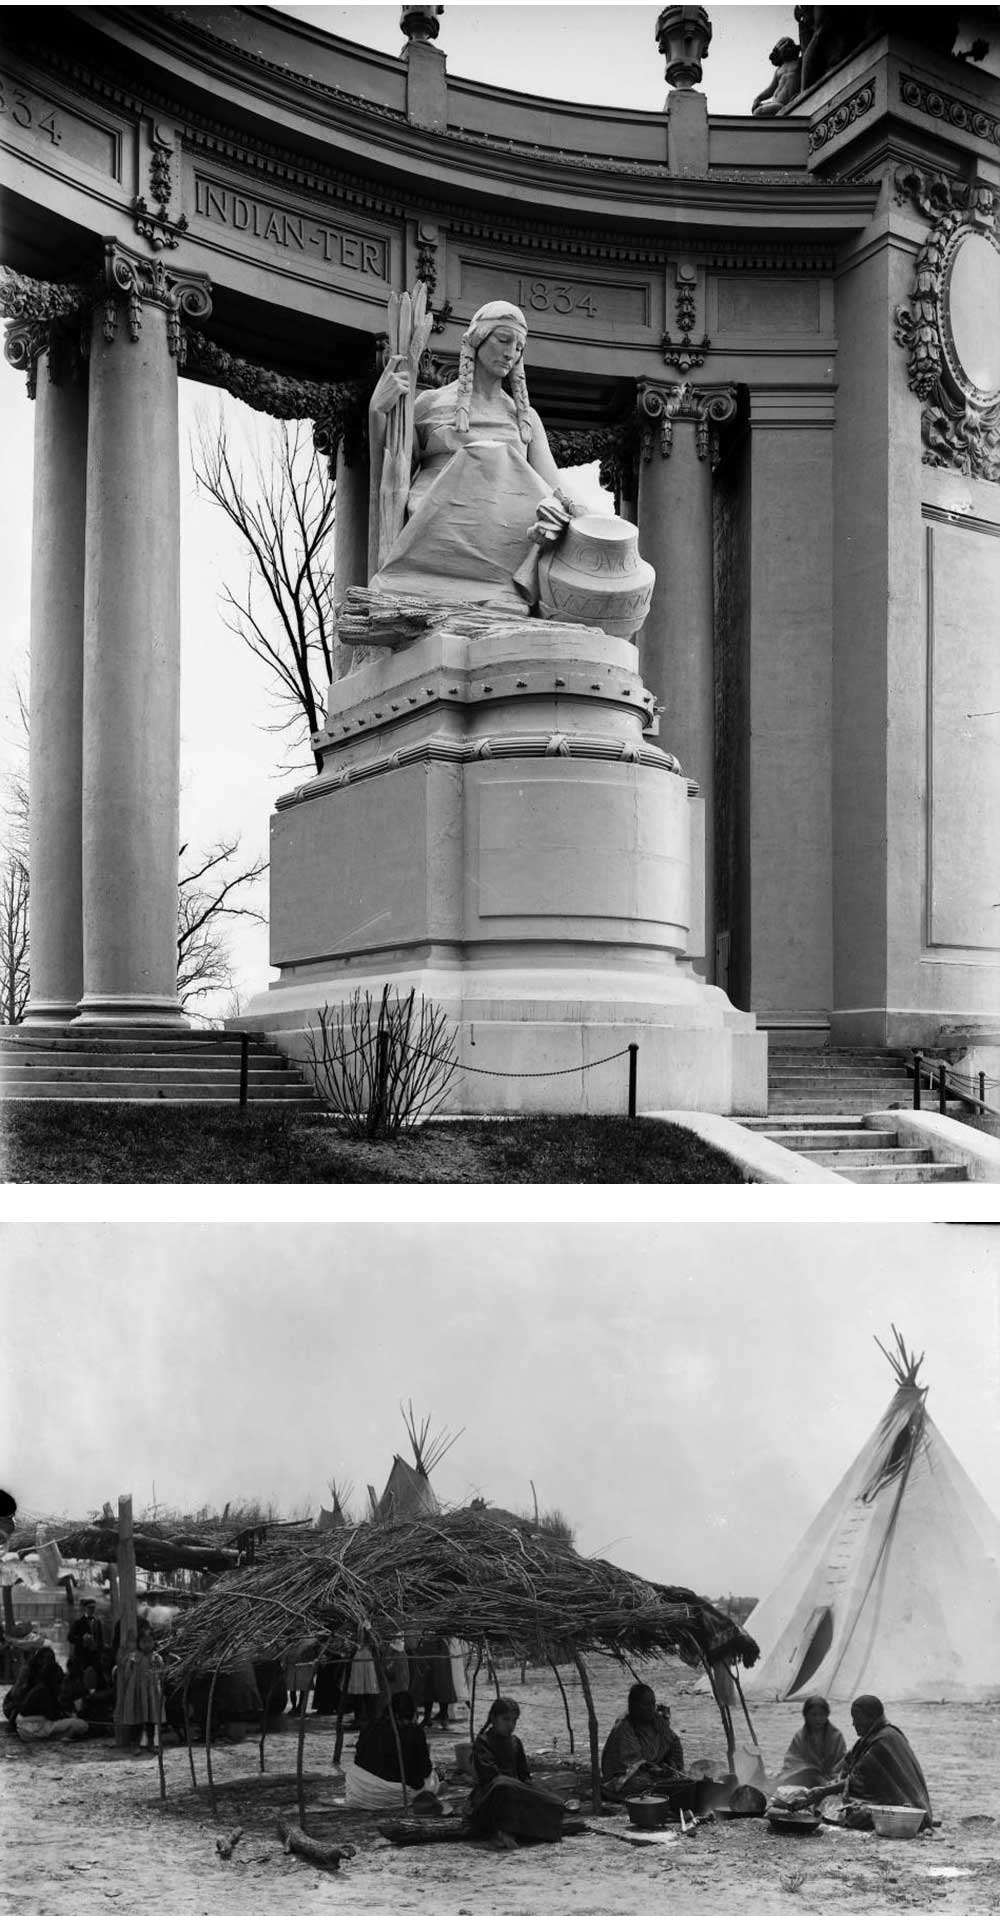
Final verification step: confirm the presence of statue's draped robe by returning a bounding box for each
[369,386,550,610]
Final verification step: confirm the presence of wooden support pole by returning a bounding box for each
[547,1656,576,1756]
[295,1681,311,1831]
[183,1675,198,1792]
[205,1666,221,1819]
[570,1650,602,1813]
[114,1494,138,1750]
[376,1646,409,1814]
[468,1643,484,1742]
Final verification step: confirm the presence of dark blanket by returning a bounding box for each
[355,1715,432,1791]
[844,1718,931,1823]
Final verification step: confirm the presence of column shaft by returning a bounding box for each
[76,301,184,1024]
[24,364,88,1021]
[637,422,715,973]
[332,440,370,679]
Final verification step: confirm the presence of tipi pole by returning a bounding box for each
[547,1656,576,1755]
[570,1649,602,1813]
[333,1679,348,1769]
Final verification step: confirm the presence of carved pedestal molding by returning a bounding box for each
[74,242,214,1026]
[893,168,1000,484]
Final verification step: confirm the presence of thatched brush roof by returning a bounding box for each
[169,1506,758,1677]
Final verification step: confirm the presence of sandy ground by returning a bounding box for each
[3,1660,999,1916]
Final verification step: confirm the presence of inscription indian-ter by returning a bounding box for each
[194,178,389,276]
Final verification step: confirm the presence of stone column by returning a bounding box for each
[75,241,211,1026]
[331,438,370,679]
[636,380,736,979]
[1,299,89,1023]
[25,352,90,1021]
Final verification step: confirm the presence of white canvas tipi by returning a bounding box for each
[739,1332,1000,1703]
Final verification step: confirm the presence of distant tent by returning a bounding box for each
[739,1331,1000,1703]
[316,1482,352,1533]
[373,1405,460,1523]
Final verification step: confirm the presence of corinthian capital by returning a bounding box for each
[637,379,738,463]
[100,239,212,364]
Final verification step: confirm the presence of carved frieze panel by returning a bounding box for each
[899,76,1000,152]
[192,172,395,289]
[809,81,875,154]
[894,169,1000,484]
[457,255,652,335]
[0,58,124,180]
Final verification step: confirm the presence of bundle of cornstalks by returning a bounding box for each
[335,585,518,648]
[167,1504,758,1680]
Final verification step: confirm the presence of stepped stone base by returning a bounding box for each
[245,622,767,1117]
[0,1026,318,1106]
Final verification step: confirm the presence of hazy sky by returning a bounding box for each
[0,4,791,1015]
[3,1222,998,1598]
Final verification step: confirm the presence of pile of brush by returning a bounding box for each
[167,1504,758,1680]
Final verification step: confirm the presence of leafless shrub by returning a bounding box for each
[304,984,458,1138]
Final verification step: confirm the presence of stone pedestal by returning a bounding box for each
[23,361,88,1022]
[244,620,766,1115]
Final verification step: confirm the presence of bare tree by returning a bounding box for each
[0,676,30,1024]
[192,417,336,771]
[177,836,268,1010]
[0,852,29,1024]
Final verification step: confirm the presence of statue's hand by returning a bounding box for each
[529,492,574,547]
[370,354,411,415]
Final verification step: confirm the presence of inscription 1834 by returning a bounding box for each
[194,178,389,278]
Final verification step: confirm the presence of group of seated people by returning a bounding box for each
[776,1691,932,1830]
[344,1674,932,1845]
[2,1611,117,1744]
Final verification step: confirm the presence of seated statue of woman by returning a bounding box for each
[367,299,577,614]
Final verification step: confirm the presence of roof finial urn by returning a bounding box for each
[400,5,443,43]
[656,5,713,88]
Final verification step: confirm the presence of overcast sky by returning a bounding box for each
[0,4,792,1016]
[3,1222,998,1598]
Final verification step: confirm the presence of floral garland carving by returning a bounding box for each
[0,265,89,396]
[179,330,370,462]
[893,169,1000,482]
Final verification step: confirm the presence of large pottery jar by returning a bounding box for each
[537,514,655,638]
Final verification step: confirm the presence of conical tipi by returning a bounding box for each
[739,1331,1000,1703]
[370,1404,460,1523]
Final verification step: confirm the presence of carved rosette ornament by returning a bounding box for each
[637,380,738,466]
[0,265,88,396]
[893,169,1000,483]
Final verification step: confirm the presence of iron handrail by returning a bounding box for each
[909,1052,1000,1121]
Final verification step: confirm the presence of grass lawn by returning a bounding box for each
[1,1105,752,1183]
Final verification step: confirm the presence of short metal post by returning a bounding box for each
[913,1054,922,1111]
[239,1033,250,1108]
[627,1043,638,1121]
[938,1063,947,1114]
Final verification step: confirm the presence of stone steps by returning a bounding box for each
[754,1048,967,1182]
[0,1028,318,1105]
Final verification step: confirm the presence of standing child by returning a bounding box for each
[117,1623,163,1753]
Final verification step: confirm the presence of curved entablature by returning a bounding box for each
[0,2,881,410]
